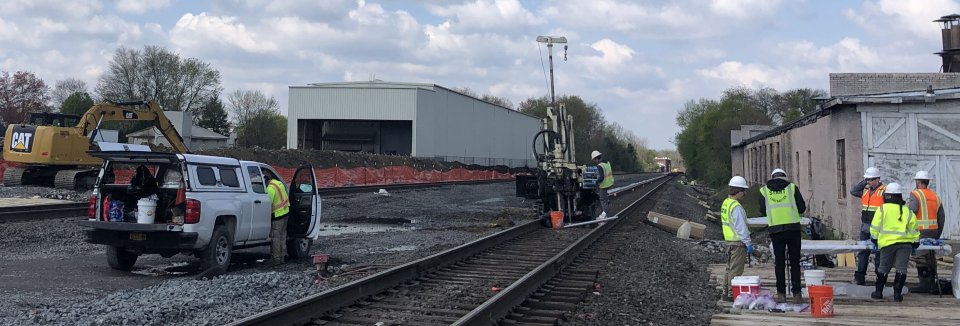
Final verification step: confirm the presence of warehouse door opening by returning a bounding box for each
[296,120,412,155]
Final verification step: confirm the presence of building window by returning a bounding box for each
[807,150,813,190]
[795,152,800,182]
[837,139,846,199]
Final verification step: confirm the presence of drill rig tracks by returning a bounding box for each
[230,174,673,326]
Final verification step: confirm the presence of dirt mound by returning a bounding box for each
[196,148,530,173]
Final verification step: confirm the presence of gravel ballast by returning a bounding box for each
[0,174,659,325]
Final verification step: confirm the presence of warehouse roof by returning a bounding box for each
[294,80,540,119]
[732,86,960,148]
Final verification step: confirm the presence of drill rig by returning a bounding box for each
[515,102,600,226]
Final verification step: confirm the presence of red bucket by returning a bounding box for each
[808,285,834,318]
[550,211,563,229]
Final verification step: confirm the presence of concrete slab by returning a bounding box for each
[0,198,74,208]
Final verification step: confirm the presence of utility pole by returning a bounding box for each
[537,36,567,105]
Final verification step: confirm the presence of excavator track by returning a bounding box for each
[54,169,97,190]
[2,167,25,186]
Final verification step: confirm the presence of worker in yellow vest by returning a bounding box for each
[721,176,752,301]
[758,168,806,304]
[591,150,615,219]
[907,171,945,294]
[851,166,885,285]
[265,171,291,266]
[869,183,919,302]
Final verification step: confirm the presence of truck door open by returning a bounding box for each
[287,164,321,239]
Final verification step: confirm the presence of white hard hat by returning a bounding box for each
[885,182,902,194]
[771,168,786,176]
[914,170,930,180]
[729,176,748,188]
[863,167,880,179]
[591,150,602,159]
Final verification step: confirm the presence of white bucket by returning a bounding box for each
[804,269,826,286]
[137,198,158,224]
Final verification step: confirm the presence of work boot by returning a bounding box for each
[854,271,866,286]
[598,212,607,220]
[792,293,803,304]
[871,272,887,300]
[775,292,786,303]
[909,267,932,294]
[893,273,907,302]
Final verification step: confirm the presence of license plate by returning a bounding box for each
[129,232,146,241]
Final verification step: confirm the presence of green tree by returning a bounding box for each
[50,78,88,108]
[59,92,94,116]
[227,89,286,149]
[675,89,772,187]
[196,95,231,136]
[236,110,286,149]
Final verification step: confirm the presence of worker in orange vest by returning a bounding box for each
[850,166,885,285]
[907,171,945,294]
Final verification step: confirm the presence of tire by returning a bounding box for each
[106,246,139,271]
[287,238,312,259]
[199,225,232,271]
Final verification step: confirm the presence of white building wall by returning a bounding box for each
[859,101,960,239]
[416,88,539,167]
[287,86,418,149]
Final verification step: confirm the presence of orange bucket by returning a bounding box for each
[550,211,564,229]
[808,285,834,318]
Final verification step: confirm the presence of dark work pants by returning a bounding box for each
[856,222,875,279]
[771,230,802,294]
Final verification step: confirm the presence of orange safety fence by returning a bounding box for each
[0,159,513,187]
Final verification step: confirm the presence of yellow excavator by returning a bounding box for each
[2,100,189,189]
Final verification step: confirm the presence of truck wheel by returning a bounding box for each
[287,238,312,259]
[199,226,232,271]
[106,246,139,271]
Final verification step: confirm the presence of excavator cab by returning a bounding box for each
[28,113,80,127]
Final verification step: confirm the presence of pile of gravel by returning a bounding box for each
[569,180,725,325]
[0,217,99,261]
[0,186,90,202]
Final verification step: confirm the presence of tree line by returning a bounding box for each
[3,45,660,169]
[674,87,826,188]
[1,45,284,149]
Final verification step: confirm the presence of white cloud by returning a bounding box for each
[709,0,783,19]
[115,0,171,14]
[427,0,544,33]
[170,13,277,54]
[847,0,960,38]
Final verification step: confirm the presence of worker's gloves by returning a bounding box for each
[746,244,754,255]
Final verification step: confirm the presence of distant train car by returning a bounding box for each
[654,157,671,173]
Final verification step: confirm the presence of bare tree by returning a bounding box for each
[0,70,51,124]
[49,78,89,108]
[95,45,222,114]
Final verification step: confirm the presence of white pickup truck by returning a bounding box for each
[79,149,322,272]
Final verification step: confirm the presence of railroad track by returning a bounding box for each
[229,174,674,326]
[0,202,88,222]
[316,179,511,196]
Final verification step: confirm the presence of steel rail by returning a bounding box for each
[316,178,512,196]
[0,202,88,222]
[453,175,673,325]
[228,174,670,326]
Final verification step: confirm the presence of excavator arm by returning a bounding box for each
[77,100,191,154]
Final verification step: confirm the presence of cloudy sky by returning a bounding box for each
[0,0,956,149]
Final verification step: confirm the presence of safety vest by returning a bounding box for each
[870,203,919,249]
[912,188,940,231]
[861,184,885,212]
[267,179,290,218]
[598,161,614,189]
[760,183,800,226]
[721,198,742,241]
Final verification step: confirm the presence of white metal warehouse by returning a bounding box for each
[287,81,540,167]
